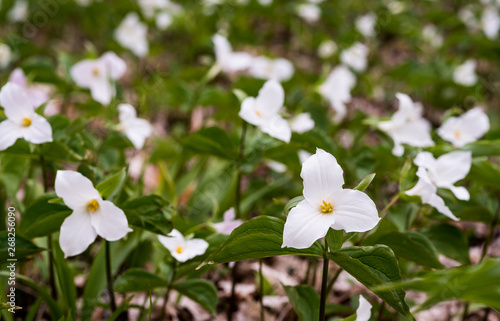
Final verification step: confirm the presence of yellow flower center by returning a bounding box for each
[176,246,183,254]
[87,199,99,212]
[22,118,32,127]
[454,130,461,139]
[255,110,261,117]
[320,200,333,214]
[92,67,100,77]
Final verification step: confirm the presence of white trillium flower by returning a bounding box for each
[356,13,377,38]
[406,151,472,221]
[258,0,273,6]
[213,34,253,73]
[239,80,291,143]
[422,24,443,48]
[290,112,315,133]
[453,59,477,86]
[355,296,372,321]
[0,83,53,150]
[7,0,28,23]
[340,43,369,72]
[55,170,133,257]
[118,104,153,149]
[9,68,50,108]
[319,65,357,123]
[0,43,12,69]
[297,3,321,23]
[115,13,149,57]
[378,93,434,156]
[459,6,480,32]
[138,0,169,18]
[213,208,243,235]
[266,160,287,173]
[158,229,209,262]
[70,52,126,105]
[249,56,294,82]
[482,6,500,39]
[282,149,380,249]
[438,107,490,147]
[298,150,312,164]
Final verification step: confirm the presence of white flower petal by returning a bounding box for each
[183,239,209,259]
[260,114,291,143]
[355,296,372,321]
[100,51,127,80]
[340,43,368,72]
[282,200,335,249]
[124,119,153,149]
[118,103,137,122]
[55,170,101,210]
[428,193,459,221]
[459,107,490,143]
[59,209,97,258]
[22,114,53,144]
[239,97,261,126]
[0,120,23,150]
[0,82,34,122]
[449,185,470,201]
[90,200,132,241]
[89,79,113,105]
[70,59,101,88]
[431,151,472,185]
[302,148,344,206]
[255,80,285,116]
[290,113,315,133]
[329,189,380,233]
[453,59,477,86]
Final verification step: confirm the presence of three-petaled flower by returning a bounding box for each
[117,103,153,149]
[55,170,133,257]
[239,79,292,143]
[405,151,472,221]
[158,229,209,262]
[70,51,126,106]
[438,107,490,147]
[282,148,380,249]
[0,82,53,150]
[213,208,243,235]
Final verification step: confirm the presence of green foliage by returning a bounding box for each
[328,245,414,319]
[172,279,218,315]
[283,285,320,321]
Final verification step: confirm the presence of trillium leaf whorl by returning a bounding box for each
[55,170,132,258]
[282,149,380,249]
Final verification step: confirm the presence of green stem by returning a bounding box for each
[105,240,117,312]
[480,204,500,262]
[227,261,239,321]
[461,302,469,321]
[235,121,247,219]
[39,153,57,300]
[319,244,329,321]
[160,262,177,319]
[259,258,264,321]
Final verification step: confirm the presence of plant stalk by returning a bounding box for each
[259,258,264,321]
[319,244,329,321]
[235,121,247,219]
[160,262,177,319]
[105,240,117,312]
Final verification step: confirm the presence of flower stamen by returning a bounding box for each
[255,110,261,117]
[87,199,100,212]
[92,67,100,77]
[176,246,183,254]
[22,118,32,127]
[320,200,333,214]
[454,130,461,139]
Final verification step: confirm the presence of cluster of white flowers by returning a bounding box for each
[114,13,149,57]
[213,34,294,82]
[459,1,500,40]
[138,0,182,31]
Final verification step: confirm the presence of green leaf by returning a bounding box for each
[200,216,323,268]
[52,241,77,320]
[420,224,470,265]
[353,173,376,192]
[283,196,304,216]
[18,193,71,239]
[182,127,238,160]
[376,258,500,312]
[325,228,344,253]
[468,159,500,191]
[462,140,500,157]
[172,279,218,315]
[0,302,21,310]
[283,285,319,321]
[95,168,126,200]
[328,245,413,319]
[114,268,168,293]
[122,195,173,235]
[363,231,444,269]
[41,140,84,162]
[0,232,44,261]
